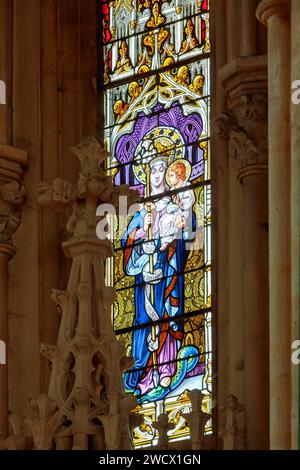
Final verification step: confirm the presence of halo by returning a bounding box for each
[133,126,185,185]
[166,159,192,188]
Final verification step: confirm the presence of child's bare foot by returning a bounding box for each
[160,242,168,251]
[160,376,172,388]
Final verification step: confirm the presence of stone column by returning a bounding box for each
[239,151,269,450]
[226,1,261,66]
[226,0,241,62]
[0,0,14,440]
[0,144,27,440]
[0,0,11,144]
[256,0,291,450]
[219,6,267,442]
[0,243,14,440]
[240,0,258,57]
[216,56,269,449]
[211,0,232,442]
[290,0,300,449]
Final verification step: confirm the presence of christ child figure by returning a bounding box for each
[159,159,195,251]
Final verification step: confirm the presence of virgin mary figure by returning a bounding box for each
[122,153,197,401]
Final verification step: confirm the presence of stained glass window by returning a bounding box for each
[98,0,211,448]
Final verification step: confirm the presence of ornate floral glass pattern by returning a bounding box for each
[99,0,211,448]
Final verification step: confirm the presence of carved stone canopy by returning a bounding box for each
[24,137,139,450]
[218,55,268,109]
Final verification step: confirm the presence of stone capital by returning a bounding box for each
[215,105,268,184]
[0,144,28,251]
[216,57,268,184]
[256,0,290,25]
[0,180,26,248]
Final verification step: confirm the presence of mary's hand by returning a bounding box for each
[147,326,160,352]
[143,212,154,232]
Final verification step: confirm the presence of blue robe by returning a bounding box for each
[122,205,196,395]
